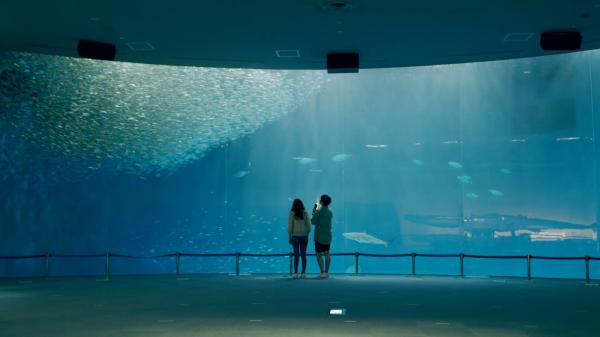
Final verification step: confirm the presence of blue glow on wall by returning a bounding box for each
[1,50,599,278]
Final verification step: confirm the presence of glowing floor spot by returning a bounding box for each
[330,309,347,316]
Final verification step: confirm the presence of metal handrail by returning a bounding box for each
[1,252,598,282]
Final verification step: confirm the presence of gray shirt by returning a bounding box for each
[288,211,311,237]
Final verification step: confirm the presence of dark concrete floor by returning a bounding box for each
[0,274,599,337]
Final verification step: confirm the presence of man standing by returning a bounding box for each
[312,194,333,278]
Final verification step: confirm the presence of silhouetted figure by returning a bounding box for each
[312,194,333,278]
[288,199,311,279]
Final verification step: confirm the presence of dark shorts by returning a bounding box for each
[314,240,331,253]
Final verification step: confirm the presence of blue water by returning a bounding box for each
[1,50,599,278]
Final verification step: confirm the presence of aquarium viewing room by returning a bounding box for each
[3,0,600,336]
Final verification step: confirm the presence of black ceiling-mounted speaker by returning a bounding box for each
[327,53,359,73]
[77,39,116,61]
[540,31,582,51]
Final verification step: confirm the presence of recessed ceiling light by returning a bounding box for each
[125,42,155,51]
[504,32,534,42]
[275,50,300,58]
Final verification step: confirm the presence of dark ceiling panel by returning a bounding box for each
[1,0,599,69]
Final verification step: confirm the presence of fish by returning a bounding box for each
[332,153,352,162]
[489,189,504,197]
[448,161,463,169]
[343,232,390,247]
[365,144,388,148]
[411,159,424,165]
[0,51,327,182]
[465,193,479,199]
[456,175,472,184]
[515,228,597,242]
[293,157,316,165]
[500,168,512,174]
[233,170,248,178]
[556,137,580,142]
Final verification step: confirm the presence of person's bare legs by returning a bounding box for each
[316,252,325,276]
[300,237,308,277]
[324,251,331,276]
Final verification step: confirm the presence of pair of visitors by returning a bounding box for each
[287,194,333,279]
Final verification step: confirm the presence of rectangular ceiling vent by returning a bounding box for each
[125,42,156,51]
[504,33,534,42]
[275,49,300,58]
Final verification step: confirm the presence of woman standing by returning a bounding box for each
[288,199,311,279]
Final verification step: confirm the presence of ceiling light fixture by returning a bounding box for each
[275,50,300,58]
[504,32,534,42]
[125,42,155,51]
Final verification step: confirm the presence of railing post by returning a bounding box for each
[105,252,110,280]
[460,253,464,278]
[585,256,590,283]
[411,253,416,276]
[355,252,359,275]
[176,252,181,276]
[527,255,532,280]
[44,253,50,280]
[236,253,240,276]
[289,253,293,276]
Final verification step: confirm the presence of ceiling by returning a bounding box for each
[1,0,600,69]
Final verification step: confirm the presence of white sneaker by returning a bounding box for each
[300,273,306,279]
[292,273,298,279]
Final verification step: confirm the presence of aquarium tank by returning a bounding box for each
[1,49,599,279]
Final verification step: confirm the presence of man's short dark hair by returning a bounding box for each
[320,194,332,206]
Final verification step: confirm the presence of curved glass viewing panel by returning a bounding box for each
[1,50,599,277]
